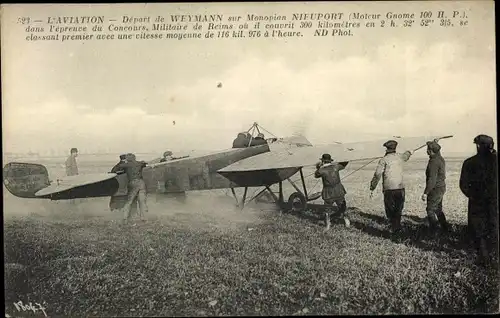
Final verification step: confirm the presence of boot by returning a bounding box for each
[427,217,439,236]
[391,229,403,243]
[437,212,449,233]
[344,217,351,228]
[477,238,490,267]
[324,212,331,231]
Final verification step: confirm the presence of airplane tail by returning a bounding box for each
[3,162,51,198]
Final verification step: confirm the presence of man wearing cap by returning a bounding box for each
[370,140,413,236]
[421,140,448,232]
[459,134,498,266]
[314,153,350,230]
[109,154,138,215]
[250,133,268,146]
[160,151,173,162]
[115,153,149,225]
[64,148,79,207]
[111,154,127,173]
[65,148,79,176]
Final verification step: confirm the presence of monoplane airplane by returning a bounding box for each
[3,122,452,214]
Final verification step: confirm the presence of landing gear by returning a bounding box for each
[230,187,248,209]
[229,167,322,214]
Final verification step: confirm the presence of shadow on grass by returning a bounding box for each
[292,206,475,257]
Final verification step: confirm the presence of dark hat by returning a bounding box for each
[320,153,332,162]
[119,154,127,160]
[383,140,398,150]
[163,150,173,157]
[70,147,78,153]
[426,141,441,153]
[473,134,494,146]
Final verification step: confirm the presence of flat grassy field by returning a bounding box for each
[3,156,499,316]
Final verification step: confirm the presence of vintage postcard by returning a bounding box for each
[2,1,497,316]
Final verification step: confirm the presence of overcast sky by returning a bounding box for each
[1,1,496,156]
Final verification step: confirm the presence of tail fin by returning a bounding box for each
[3,162,51,198]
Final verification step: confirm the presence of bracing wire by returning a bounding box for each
[287,157,378,196]
[257,125,278,138]
[340,158,379,181]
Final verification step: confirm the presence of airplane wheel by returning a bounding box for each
[288,192,307,213]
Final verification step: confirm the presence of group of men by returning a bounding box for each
[314,134,498,266]
[64,133,497,264]
[232,132,268,148]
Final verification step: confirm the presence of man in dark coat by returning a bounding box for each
[314,153,350,230]
[422,140,448,232]
[250,133,268,146]
[109,154,138,215]
[65,147,79,176]
[160,151,173,163]
[459,134,498,265]
[232,133,249,148]
[114,153,148,224]
[111,154,127,173]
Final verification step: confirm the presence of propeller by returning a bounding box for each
[412,135,454,153]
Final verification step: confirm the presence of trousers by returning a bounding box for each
[122,179,148,221]
[324,198,347,218]
[468,198,498,261]
[426,186,448,230]
[383,189,405,231]
[324,198,348,229]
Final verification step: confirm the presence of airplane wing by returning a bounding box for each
[35,173,118,198]
[2,161,121,200]
[217,135,452,186]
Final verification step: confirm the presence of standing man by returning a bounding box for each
[370,140,413,236]
[459,134,498,266]
[109,154,138,216]
[314,153,350,230]
[115,153,149,225]
[421,140,448,232]
[65,148,79,176]
[65,148,79,207]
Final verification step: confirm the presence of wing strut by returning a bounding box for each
[230,187,239,206]
[287,177,303,196]
[230,180,286,212]
[299,168,308,199]
[230,186,250,209]
[247,187,269,204]
[241,187,248,209]
[278,181,283,203]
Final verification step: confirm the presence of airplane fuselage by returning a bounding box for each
[3,144,272,200]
